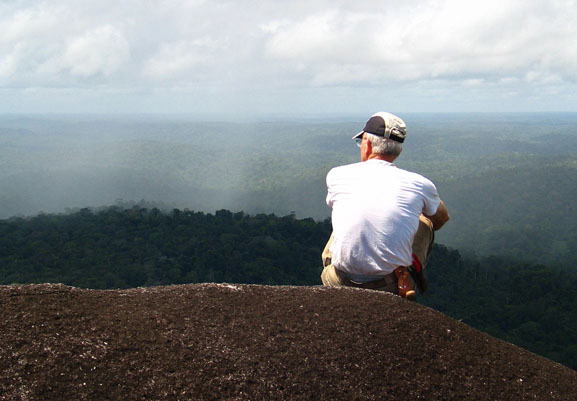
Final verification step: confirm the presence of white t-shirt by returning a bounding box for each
[326,159,440,277]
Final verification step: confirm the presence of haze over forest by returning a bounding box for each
[1,112,577,267]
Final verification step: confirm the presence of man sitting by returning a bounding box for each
[321,112,450,299]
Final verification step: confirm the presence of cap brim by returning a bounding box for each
[352,131,364,140]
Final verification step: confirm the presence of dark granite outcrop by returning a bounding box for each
[1,283,576,400]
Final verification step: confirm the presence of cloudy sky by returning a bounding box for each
[1,0,576,116]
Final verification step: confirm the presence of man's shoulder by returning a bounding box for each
[399,168,430,180]
[395,165,435,183]
[327,162,364,177]
[328,161,436,187]
[330,161,364,170]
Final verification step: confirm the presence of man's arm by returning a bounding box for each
[425,200,450,231]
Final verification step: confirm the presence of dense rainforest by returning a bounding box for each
[3,114,577,267]
[1,206,576,371]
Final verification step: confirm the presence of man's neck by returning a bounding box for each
[366,154,397,163]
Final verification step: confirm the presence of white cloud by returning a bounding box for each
[264,12,344,61]
[0,52,17,79]
[462,79,484,87]
[0,3,131,85]
[261,0,577,86]
[143,39,220,80]
[1,0,577,112]
[1,5,67,43]
[61,26,130,77]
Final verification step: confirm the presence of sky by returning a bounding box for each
[1,0,577,116]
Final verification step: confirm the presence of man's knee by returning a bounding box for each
[321,264,343,287]
[419,214,433,229]
[322,234,333,268]
[413,216,435,268]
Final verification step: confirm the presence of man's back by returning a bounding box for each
[327,159,440,276]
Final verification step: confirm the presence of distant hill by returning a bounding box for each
[2,114,577,267]
[1,283,576,401]
[435,162,577,266]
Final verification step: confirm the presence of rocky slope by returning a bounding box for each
[1,283,576,400]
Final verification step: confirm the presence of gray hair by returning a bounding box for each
[366,133,403,157]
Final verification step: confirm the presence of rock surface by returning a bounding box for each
[1,283,576,400]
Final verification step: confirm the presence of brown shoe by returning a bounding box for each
[394,266,416,301]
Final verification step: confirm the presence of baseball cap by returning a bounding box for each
[352,112,407,143]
